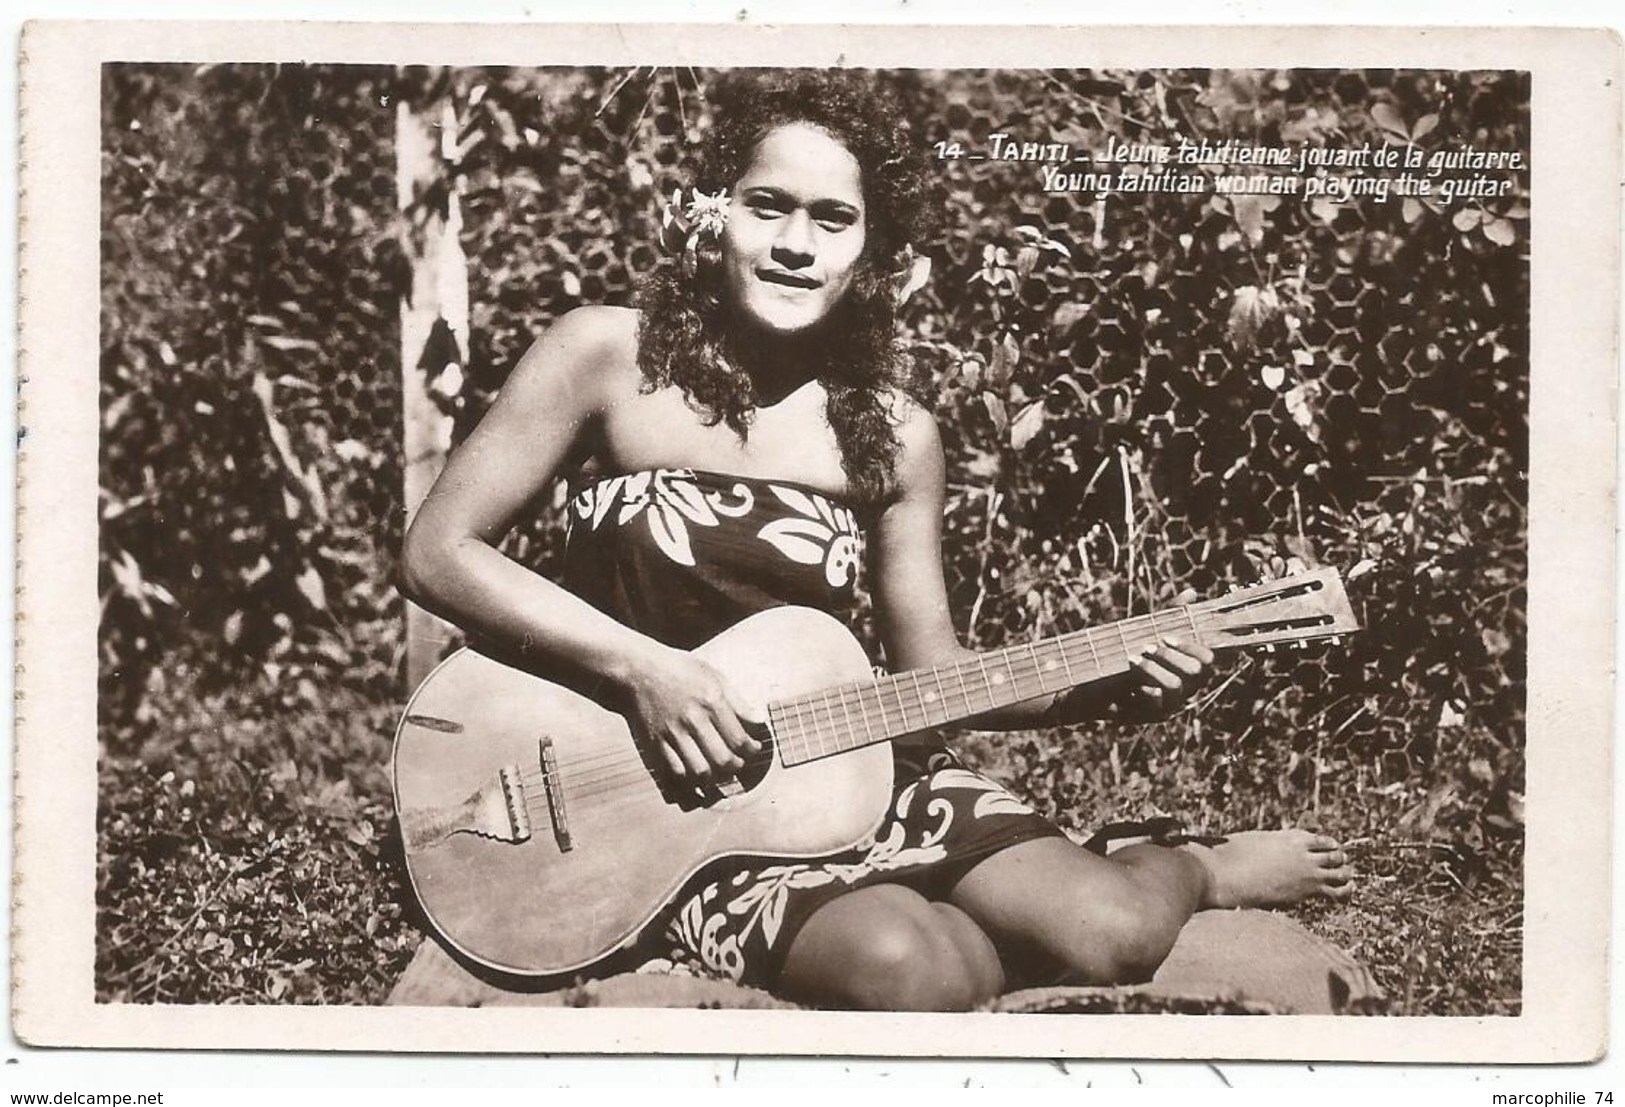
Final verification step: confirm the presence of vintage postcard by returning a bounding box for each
[13,20,1618,1061]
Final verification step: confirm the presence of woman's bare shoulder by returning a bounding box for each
[881,389,943,458]
[557,302,640,341]
[877,388,946,501]
[506,305,642,403]
[529,304,639,370]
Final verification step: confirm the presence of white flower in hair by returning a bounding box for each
[682,188,732,239]
[658,187,732,278]
[658,187,731,277]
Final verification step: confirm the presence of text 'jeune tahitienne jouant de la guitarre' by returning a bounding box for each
[933,132,1526,205]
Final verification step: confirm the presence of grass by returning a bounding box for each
[97,657,418,1005]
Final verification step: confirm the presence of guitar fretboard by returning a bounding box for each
[770,606,1203,767]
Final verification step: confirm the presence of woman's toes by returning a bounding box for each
[1308,833,1340,852]
[1322,865,1355,886]
[1316,849,1348,868]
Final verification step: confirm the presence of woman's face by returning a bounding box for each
[723,122,868,336]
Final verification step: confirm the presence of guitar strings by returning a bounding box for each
[553,608,1208,780]
[559,604,1332,793]
[495,612,1237,804]
[513,610,1213,797]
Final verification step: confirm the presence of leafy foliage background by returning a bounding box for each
[98,65,1527,1011]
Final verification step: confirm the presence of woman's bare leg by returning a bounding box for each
[948,830,1353,986]
[777,883,1004,1011]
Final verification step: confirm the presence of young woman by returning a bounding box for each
[400,70,1353,1011]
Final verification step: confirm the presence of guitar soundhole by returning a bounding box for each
[660,726,776,809]
[731,727,775,794]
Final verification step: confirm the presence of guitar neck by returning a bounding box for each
[770,606,1204,768]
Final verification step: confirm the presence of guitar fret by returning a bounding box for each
[910,670,934,729]
[1057,636,1076,685]
[1182,604,1200,645]
[1115,621,1132,666]
[787,695,806,761]
[823,688,843,754]
[856,685,877,743]
[784,695,801,761]
[872,681,893,738]
[955,663,976,720]
[930,667,952,725]
[1085,630,1103,677]
[1026,641,1050,694]
[802,693,820,759]
[889,676,909,734]
[837,685,858,751]
[810,690,831,757]
[782,696,803,763]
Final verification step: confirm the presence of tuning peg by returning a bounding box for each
[1263,644,1277,653]
[1328,636,1341,646]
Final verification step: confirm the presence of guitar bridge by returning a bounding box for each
[539,736,573,853]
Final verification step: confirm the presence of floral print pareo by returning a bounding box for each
[564,469,864,649]
[559,468,1066,987]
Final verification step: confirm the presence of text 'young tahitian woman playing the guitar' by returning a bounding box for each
[400,71,1354,1011]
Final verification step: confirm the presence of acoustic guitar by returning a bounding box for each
[392,568,1357,976]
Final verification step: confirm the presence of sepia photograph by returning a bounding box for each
[12,19,1616,1064]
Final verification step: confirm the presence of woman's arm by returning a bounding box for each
[399,306,760,783]
[400,306,652,692]
[867,401,1212,730]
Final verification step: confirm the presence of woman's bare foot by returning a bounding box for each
[1184,829,1354,909]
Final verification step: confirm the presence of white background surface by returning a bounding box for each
[2,0,1619,1095]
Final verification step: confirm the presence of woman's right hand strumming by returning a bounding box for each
[620,646,764,784]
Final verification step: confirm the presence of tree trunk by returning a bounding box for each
[397,92,464,689]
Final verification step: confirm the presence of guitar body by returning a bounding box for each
[392,606,894,977]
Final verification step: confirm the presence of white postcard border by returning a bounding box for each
[13,19,1619,1060]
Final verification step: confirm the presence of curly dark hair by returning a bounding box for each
[636,69,941,507]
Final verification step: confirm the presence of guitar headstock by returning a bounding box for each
[1190,567,1360,650]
